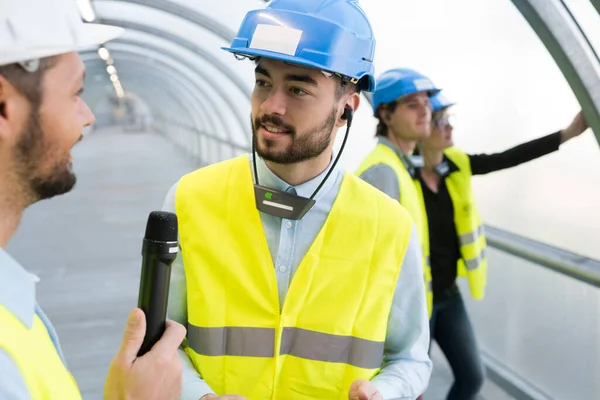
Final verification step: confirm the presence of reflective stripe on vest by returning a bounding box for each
[176,155,413,399]
[460,225,486,271]
[187,325,384,369]
[0,305,82,400]
[356,143,433,316]
[464,248,486,271]
[460,225,485,246]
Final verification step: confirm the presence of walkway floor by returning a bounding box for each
[6,127,511,399]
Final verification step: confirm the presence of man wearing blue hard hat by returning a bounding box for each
[357,68,440,318]
[416,91,589,400]
[160,1,432,399]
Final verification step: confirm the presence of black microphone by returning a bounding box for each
[136,211,179,356]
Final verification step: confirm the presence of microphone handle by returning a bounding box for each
[137,243,177,357]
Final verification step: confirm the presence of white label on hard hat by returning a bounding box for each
[250,24,303,56]
[414,79,434,91]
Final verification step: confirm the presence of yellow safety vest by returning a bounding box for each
[175,155,413,399]
[0,305,81,400]
[415,147,487,299]
[356,143,433,316]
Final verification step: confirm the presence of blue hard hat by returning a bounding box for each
[430,92,456,112]
[372,68,441,114]
[222,0,376,92]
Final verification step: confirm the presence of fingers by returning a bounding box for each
[117,308,147,364]
[575,111,589,129]
[348,380,380,400]
[148,319,187,355]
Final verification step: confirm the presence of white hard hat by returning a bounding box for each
[0,0,123,68]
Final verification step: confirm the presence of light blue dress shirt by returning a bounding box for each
[162,153,432,400]
[0,248,69,399]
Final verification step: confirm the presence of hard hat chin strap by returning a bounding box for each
[18,59,40,73]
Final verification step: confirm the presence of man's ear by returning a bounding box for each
[376,107,391,127]
[0,76,29,143]
[337,92,360,128]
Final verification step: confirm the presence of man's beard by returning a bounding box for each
[252,108,337,165]
[15,109,78,202]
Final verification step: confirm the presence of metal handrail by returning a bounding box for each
[484,224,600,288]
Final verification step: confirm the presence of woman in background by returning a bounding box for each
[417,92,588,399]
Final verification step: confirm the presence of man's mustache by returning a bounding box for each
[255,114,295,135]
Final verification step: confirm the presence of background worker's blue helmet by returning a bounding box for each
[430,92,456,112]
[372,68,441,114]
[222,0,376,92]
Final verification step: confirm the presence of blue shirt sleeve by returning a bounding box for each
[371,225,432,399]
[0,348,31,399]
[359,164,401,202]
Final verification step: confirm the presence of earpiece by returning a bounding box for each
[342,107,354,127]
[341,107,353,120]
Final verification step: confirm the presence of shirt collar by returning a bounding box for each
[0,248,36,328]
[253,152,341,202]
[377,136,423,175]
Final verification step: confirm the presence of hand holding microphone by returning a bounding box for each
[104,308,185,400]
[104,211,186,400]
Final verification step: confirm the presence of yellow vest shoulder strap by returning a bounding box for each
[444,147,472,176]
[356,143,405,179]
[178,155,248,198]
